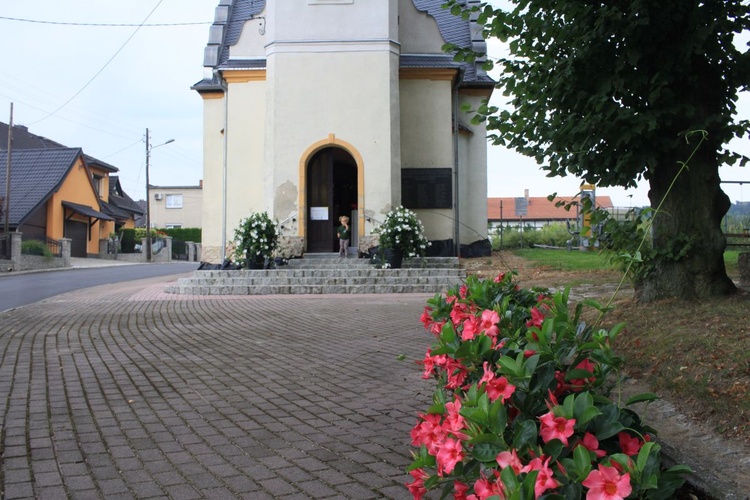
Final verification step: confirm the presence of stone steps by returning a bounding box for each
[164,256,465,295]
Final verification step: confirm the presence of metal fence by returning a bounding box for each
[46,238,62,257]
[0,234,9,260]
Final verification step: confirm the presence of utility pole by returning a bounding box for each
[145,128,152,262]
[144,128,174,262]
[4,103,12,235]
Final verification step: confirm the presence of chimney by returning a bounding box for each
[524,189,529,199]
[199,179,203,189]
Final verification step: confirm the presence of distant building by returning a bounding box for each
[488,190,614,230]
[148,181,203,229]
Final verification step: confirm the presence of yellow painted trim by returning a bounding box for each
[459,87,494,98]
[199,91,225,100]
[400,67,458,81]
[298,134,366,242]
[223,69,267,84]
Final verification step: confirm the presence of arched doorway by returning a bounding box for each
[306,147,358,253]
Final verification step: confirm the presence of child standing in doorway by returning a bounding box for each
[337,215,350,258]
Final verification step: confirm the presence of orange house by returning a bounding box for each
[0,148,115,257]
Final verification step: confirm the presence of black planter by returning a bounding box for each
[246,257,266,269]
[384,248,403,269]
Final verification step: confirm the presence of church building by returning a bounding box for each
[193,0,494,262]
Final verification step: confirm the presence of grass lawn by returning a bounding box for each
[512,247,615,271]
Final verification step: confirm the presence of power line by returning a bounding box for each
[0,15,209,27]
[29,0,166,126]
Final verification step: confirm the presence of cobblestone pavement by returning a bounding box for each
[0,276,436,499]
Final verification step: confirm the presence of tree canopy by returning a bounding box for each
[450,0,750,300]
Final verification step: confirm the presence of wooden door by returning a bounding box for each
[307,151,333,252]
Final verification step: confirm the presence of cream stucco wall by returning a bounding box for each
[398,0,446,54]
[399,76,456,242]
[200,93,227,261]
[198,0,491,261]
[150,187,203,229]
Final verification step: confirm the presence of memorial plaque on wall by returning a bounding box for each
[401,168,453,209]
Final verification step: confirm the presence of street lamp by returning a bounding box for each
[145,128,175,262]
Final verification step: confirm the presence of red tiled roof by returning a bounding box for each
[488,196,613,221]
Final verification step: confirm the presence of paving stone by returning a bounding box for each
[0,273,740,499]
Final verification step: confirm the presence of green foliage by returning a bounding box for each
[408,273,690,497]
[21,239,52,258]
[590,207,693,284]
[120,229,136,253]
[490,223,573,250]
[374,206,430,258]
[233,212,278,263]
[447,0,750,186]
[159,227,201,243]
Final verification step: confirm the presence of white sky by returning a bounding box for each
[0,1,748,208]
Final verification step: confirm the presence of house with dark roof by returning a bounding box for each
[192,0,494,262]
[0,148,113,257]
[0,122,144,256]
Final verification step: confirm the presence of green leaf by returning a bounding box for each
[512,419,538,449]
[625,393,660,405]
[573,444,593,481]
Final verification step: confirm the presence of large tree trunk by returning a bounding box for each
[636,146,736,302]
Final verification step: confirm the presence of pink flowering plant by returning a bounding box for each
[408,272,690,499]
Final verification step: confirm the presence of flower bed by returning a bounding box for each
[407,272,690,499]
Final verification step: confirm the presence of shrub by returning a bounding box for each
[375,206,430,257]
[233,212,278,265]
[21,239,52,258]
[120,229,136,253]
[491,223,574,250]
[407,273,689,498]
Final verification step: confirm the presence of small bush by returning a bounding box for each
[491,223,574,250]
[120,229,136,253]
[21,240,52,258]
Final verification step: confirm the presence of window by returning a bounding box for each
[166,194,183,209]
[165,223,183,229]
[92,175,103,195]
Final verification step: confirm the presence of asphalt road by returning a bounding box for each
[0,262,198,312]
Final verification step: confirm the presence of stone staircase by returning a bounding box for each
[164,254,465,295]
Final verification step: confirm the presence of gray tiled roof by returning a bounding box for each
[109,176,145,217]
[62,201,113,221]
[0,123,66,150]
[0,148,83,226]
[194,0,493,90]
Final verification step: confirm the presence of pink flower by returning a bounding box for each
[420,307,432,329]
[493,272,506,283]
[582,464,632,500]
[461,316,481,341]
[419,350,448,379]
[410,413,446,455]
[580,432,607,458]
[479,309,500,338]
[524,456,561,497]
[436,438,464,476]
[471,472,506,500]
[539,411,576,446]
[406,468,429,500]
[526,307,545,328]
[570,359,597,390]
[496,449,523,474]
[453,481,469,500]
[618,432,643,456]
[444,398,467,435]
[445,358,469,390]
[479,362,516,403]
